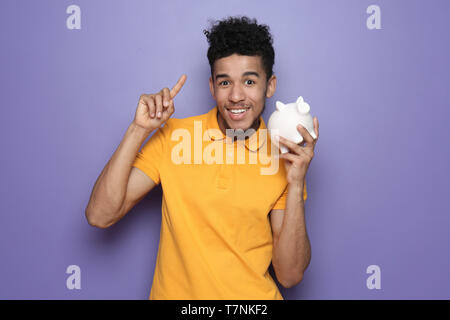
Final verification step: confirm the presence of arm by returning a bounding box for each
[270,117,319,288]
[85,122,156,228]
[85,74,187,228]
[270,181,311,288]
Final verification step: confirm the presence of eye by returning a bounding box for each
[245,79,255,85]
[219,80,229,86]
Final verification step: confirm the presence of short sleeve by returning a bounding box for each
[272,181,307,210]
[132,121,171,185]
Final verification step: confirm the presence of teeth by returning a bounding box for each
[229,109,247,114]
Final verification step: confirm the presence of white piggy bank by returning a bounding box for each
[267,96,317,154]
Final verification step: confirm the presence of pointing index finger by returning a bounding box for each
[170,74,187,99]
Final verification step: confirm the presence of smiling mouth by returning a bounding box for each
[225,107,250,120]
[227,108,248,114]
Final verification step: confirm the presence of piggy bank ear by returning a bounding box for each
[296,96,310,114]
[296,96,304,105]
[276,101,286,111]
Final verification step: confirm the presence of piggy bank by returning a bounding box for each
[267,96,317,154]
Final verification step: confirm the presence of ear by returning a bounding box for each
[266,74,277,98]
[276,101,286,111]
[209,76,215,99]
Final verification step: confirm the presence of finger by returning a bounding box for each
[163,99,175,120]
[170,74,187,98]
[279,146,313,165]
[168,99,175,114]
[162,87,171,109]
[279,152,299,164]
[154,94,163,119]
[278,136,304,155]
[314,117,319,140]
[146,95,156,118]
[296,124,314,145]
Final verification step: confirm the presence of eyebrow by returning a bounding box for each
[215,71,260,81]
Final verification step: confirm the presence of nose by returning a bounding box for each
[229,83,245,103]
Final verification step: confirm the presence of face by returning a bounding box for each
[209,53,276,133]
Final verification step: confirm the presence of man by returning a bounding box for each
[85,16,319,300]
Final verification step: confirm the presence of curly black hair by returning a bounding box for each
[203,16,275,81]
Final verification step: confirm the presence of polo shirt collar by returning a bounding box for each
[205,106,267,152]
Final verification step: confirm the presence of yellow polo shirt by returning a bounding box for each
[132,106,307,300]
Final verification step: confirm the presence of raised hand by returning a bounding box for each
[134,74,187,132]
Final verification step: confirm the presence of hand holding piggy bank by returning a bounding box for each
[267,96,317,154]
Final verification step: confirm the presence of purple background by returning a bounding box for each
[1,0,449,299]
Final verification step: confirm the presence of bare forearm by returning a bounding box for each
[272,181,311,287]
[85,121,151,226]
